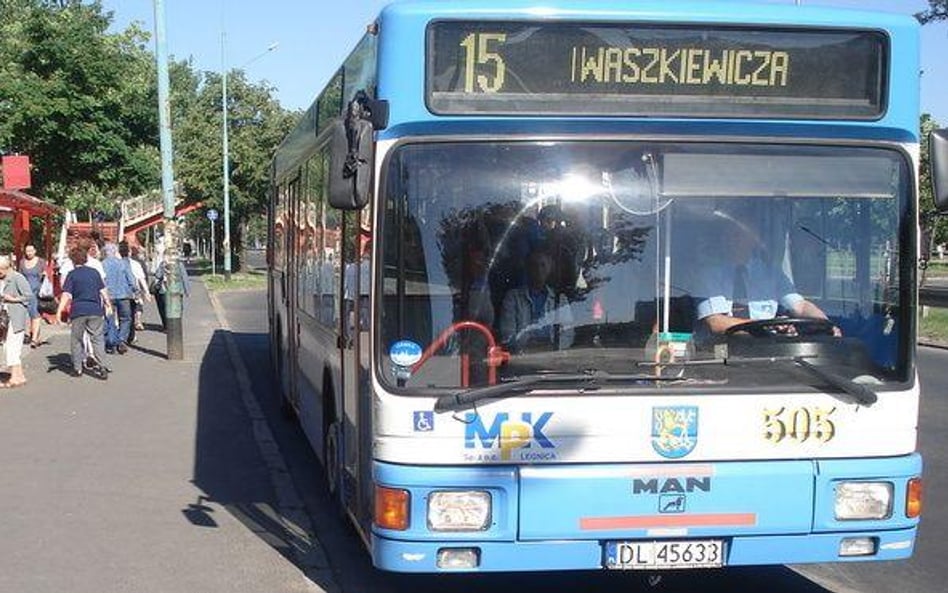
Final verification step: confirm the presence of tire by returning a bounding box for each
[324,419,341,498]
[279,387,296,420]
[272,323,295,420]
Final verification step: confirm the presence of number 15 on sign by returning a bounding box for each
[459,33,507,93]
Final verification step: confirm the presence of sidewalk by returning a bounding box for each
[0,280,329,593]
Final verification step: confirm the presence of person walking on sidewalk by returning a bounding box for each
[127,243,151,336]
[102,242,137,354]
[152,256,190,331]
[0,256,33,388]
[55,247,110,380]
[18,244,48,348]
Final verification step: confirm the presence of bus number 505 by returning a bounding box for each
[460,33,507,93]
[763,406,837,444]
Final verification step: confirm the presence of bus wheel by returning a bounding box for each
[325,420,341,498]
[273,326,294,419]
[279,389,295,420]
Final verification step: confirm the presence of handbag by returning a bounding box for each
[39,274,54,298]
[0,307,9,344]
[149,264,166,294]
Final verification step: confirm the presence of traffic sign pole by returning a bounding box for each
[211,222,216,277]
[207,209,219,277]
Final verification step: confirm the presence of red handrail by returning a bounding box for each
[410,321,510,386]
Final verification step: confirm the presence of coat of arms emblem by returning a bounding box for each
[651,406,699,459]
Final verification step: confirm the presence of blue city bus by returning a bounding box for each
[269,0,923,573]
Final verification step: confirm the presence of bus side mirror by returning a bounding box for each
[931,129,948,212]
[328,93,377,211]
[328,118,373,210]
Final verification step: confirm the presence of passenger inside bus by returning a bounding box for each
[694,206,840,337]
[536,204,584,299]
[499,247,574,352]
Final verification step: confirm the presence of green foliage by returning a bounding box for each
[917,1,948,23]
[0,0,296,244]
[204,269,267,292]
[0,0,159,210]
[919,306,948,343]
[175,69,298,257]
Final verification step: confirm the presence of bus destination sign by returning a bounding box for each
[427,22,886,119]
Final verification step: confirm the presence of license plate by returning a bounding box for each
[605,540,724,570]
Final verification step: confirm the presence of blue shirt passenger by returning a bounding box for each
[102,244,137,300]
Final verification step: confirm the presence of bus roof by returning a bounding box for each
[378,0,919,28]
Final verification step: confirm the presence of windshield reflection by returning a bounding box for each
[379,141,910,392]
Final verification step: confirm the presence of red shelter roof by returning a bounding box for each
[0,188,60,217]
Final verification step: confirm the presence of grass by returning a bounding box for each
[923,259,948,279]
[203,270,267,292]
[919,306,948,343]
[183,257,267,292]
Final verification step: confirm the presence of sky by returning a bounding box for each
[101,0,948,124]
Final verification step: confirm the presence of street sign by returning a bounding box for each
[207,208,219,221]
[1,155,31,190]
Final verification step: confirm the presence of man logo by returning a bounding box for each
[464,412,555,460]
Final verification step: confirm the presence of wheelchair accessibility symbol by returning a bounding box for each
[413,411,434,432]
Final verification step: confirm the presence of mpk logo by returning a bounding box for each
[464,412,555,461]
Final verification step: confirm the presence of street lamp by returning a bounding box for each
[222,36,278,281]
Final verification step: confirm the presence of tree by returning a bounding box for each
[0,0,298,258]
[174,69,298,266]
[0,0,159,214]
[917,1,948,23]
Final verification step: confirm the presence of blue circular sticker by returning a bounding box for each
[390,340,423,367]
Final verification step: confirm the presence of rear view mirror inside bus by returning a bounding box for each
[328,118,373,210]
[931,129,948,212]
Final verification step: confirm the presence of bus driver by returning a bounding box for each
[695,208,839,336]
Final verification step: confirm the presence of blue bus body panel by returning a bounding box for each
[518,461,815,540]
[375,1,919,140]
[377,120,918,145]
[372,455,920,572]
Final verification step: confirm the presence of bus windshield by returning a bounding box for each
[379,141,911,392]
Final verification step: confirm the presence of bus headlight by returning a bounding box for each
[834,482,893,520]
[427,491,491,531]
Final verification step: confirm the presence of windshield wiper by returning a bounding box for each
[638,355,877,407]
[433,371,680,412]
[793,357,878,407]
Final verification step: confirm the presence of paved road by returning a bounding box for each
[217,287,946,593]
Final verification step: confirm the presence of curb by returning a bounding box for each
[207,289,336,593]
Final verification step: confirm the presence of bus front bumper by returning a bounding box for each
[372,528,917,573]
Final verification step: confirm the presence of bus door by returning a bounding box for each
[283,174,302,411]
[340,208,373,525]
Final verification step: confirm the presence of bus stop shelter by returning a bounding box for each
[0,188,60,261]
